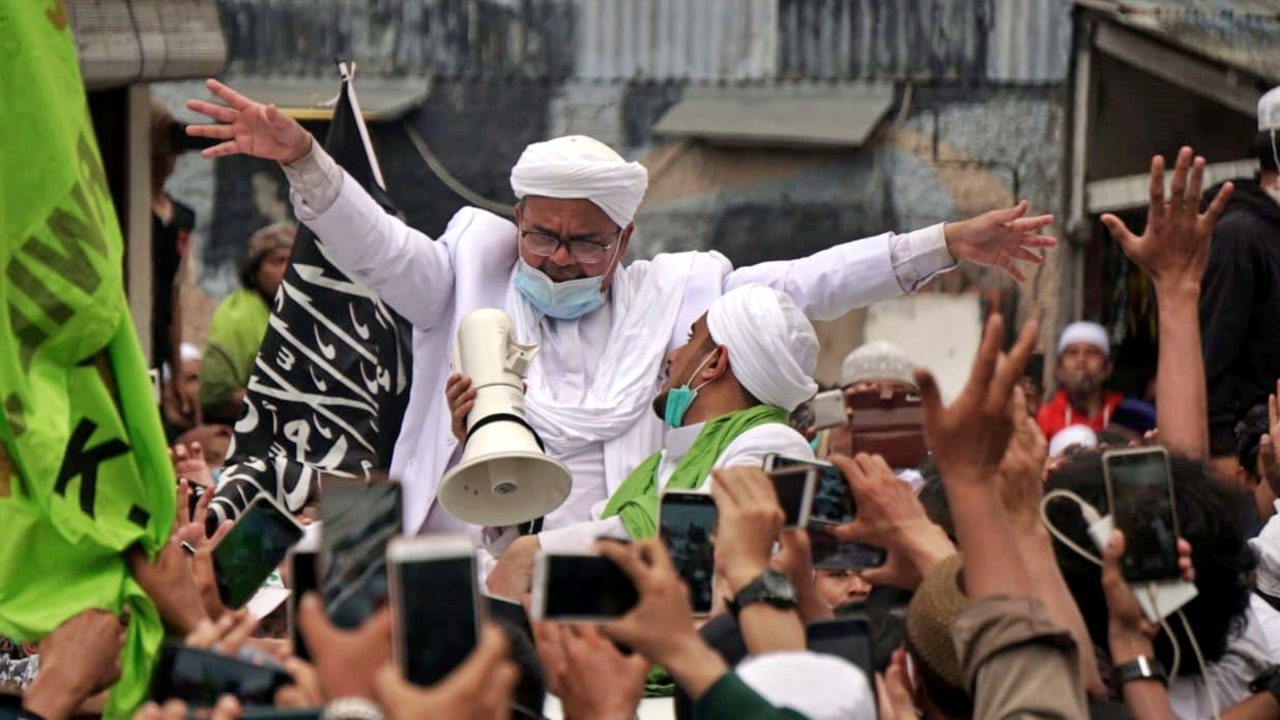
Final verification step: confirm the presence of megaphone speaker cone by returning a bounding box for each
[438,423,573,526]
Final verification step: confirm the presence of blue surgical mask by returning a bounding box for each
[514,258,607,320]
[663,350,717,428]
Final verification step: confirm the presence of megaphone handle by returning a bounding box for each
[507,343,540,376]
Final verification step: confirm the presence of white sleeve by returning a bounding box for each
[282,144,456,331]
[537,516,630,554]
[694,424,816,494]
[724,225,954,321]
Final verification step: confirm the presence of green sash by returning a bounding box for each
[601,405,788,538]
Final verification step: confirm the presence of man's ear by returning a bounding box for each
[704,345,730,382]
[1104,360,1115,379]
[618,222,633,257]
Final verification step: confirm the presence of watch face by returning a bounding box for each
[761,571,797,601]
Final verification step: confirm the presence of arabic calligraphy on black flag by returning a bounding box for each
[208,62,412,530]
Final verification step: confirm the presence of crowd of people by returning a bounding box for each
[6,76,1280,720]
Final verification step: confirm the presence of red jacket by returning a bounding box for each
[1037,388,1125,442]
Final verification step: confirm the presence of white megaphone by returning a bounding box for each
[437,309,573,526]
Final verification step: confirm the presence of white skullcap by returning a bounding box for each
[509,135,649,228]
[1058,321,1110,358]
[707,285,819,412]
[1048,424,1098,458]
[1259,86,1280,132]
[736,651,875,720]
[841,340,917,388]
[180,342,203,362]
[1250,505,1280,597]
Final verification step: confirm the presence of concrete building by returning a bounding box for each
[155,0,1078,394]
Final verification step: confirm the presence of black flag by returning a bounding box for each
[209,61,413,529]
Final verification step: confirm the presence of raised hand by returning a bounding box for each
[373,624,518,720]
[186,79,314,163]
[171,441,214,489]
[22,609,126,720]
[917,314,1040,485]
[996,388,1050,532]
[1101,146,1233,296]
[943,200,1056,282]
[709,467,786,593]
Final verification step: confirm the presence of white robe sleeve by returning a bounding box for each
[724,225,953,321]
[282,144,456,332]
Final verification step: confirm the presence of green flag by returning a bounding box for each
[0,2,176,716]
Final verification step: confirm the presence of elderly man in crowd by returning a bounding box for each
[188,79,1054,535]
[485,284,817,595]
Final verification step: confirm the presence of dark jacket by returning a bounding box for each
[1200,178,1280,455]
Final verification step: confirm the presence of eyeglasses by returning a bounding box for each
[519,229,619,264]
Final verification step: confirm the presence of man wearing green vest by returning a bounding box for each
[485,284,818,596]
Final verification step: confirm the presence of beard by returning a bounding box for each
[652,390,669,420]
[1061,370,1102,408]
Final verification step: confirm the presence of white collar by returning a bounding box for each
[664,421,707,461]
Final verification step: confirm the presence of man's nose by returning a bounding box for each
[549,241,575,266]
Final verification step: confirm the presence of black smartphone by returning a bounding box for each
[320,482,403,628]
[213,495,305,609]
[1104,447,1180,582]
[806,616,876,703]
[149,641,292,707]
[658,491,718,615]
[388,535,484,687]
[765,455,852,525]
[531,552,639,622]
[286,530,320,662]
[809,525,887,570]
[762,464,816,529]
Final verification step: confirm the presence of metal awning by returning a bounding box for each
[653,83,896,148]
[223,78,430,122]
[69,0,227,89]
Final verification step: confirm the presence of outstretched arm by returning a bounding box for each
[1101,147,1233,461]
[726,201,1054,321]
[187,79,457,331]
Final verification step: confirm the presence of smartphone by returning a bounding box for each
[286,525,321,662]
[387,535,483,686]
[806,616,875,703]
[213,494,305,609]
[149,641,291,706]
[659,491,718,616]
[320,482,403,628]
[1103,447,1180,582]
[847,390,927,469]
[531,551,639,622]
[764,455,851,525]
[763,465,816,529]
[809,526,887,571]
[810,389,847,431]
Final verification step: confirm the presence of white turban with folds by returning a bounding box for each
[509,135,649,228]
[707,285,819,412]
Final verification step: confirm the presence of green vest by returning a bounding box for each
[601,404,788,538]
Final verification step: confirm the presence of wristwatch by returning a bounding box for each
[728,569,798,617]
[1114,655,1168,687]
[1249,664,1280,702]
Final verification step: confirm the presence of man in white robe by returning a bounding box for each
[188,79,1056,536]
[485,284,818,595]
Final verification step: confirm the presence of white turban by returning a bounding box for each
[1058,321,1110,358]
[707,285,819,412]
[1048,424,1098,458]
[737,651,875,720]
[841,340,917,388]
[509,135,649,228]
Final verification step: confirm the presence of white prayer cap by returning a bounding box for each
[1048,424,1098,458]
[707,285,819,412]
[841,340,917,388]
[509,135,649,228]
[180,342,203,362]
[1259,86,1280,132]
[736,651,875,720]
[1058,321,1110,358]
[1249,507,1280,597]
